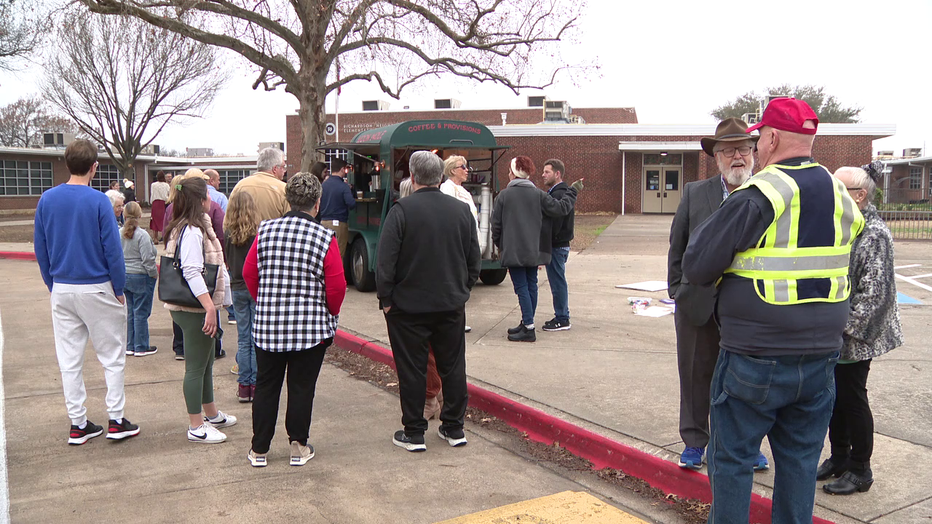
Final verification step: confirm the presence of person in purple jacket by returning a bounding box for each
[34,139,141,446]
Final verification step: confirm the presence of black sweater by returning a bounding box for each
[224,233,256,291]
[376,187,480,313]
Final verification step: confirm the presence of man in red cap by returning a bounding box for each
[682,98,864,523]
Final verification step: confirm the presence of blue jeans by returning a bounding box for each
[124,273,155,353]
[545,247,570,322]
[707,349,838,524]
[509,267,538,326]
[231,289,257,386]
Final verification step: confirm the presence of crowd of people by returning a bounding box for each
[32,98,903,520]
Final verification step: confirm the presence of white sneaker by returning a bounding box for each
[248,449,267,467]
[188,424,226,444]
[204,411,237,428]
[290,441,315,466]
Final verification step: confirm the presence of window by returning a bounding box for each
[324,149,350,173]
[0,160,53,196]
[91,164,121,192]
[909,166,922,190]
[643,153,682,166]
[217,170,248,194]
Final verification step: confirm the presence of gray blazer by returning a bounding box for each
[667,176,724,326]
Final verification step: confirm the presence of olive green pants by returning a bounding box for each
[170,310,216,414]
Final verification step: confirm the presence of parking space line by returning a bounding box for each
[896,273,932,294]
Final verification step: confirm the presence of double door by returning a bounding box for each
[642,167,681,213]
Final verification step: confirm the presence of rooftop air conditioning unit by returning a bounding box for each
[140,144,160,155]
[543,101,570,122]
[527,95,546,107]
[42,132,75,148]
[903,148,922,158]
[186,147,214,157]
[876,150,894,158]
[434,98,461,109]
[362,100,390,111]
[742,112,760,124]
[258,142,284,151]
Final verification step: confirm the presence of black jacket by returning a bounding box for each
[376,187,480,313]
[491,179,576,267]
[544,182,575,248]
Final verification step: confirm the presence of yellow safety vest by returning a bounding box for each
[723,162,864,305]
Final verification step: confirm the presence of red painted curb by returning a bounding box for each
[332,330,833,524]
[0,251,36,261]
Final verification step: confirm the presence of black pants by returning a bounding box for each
[385,307,468,436]
[674,309,721,448]
[251,341,330,454]
[828,359,873,471]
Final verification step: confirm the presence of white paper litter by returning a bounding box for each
[615,281,669,292]
[634,306,674,318]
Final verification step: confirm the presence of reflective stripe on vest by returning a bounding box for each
[723,162,864,305]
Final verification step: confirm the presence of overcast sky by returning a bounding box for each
[1,0,927,157]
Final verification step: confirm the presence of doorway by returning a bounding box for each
[642,154,682,213]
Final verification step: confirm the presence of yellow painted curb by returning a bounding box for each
[435,490,649,523]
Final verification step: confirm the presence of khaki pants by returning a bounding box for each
[322,221,350,260]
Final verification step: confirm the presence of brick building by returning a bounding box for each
[285,104,895,214]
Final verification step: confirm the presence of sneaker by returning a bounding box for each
[135,346,158,357]
[175,353,185,361]
[204,411,237,428]
[507,325,536,342]
[125,348,134,356]
[238,384,252,403]
[106,418,140,440]
[679,446,704,470]
[247,449,267,467]
[542,319,571,332]
[188,424,226,444]
[250,384,256,402]
[215,349,226,359]
[228,319,237,325]
[464,325,472,333]
[231,363,239,375]
[68,420,104,445]
[438,426,468,447]
[290,441,315,466]
[507,323,525,335]
[392,430,426,452]
[753,452,770,471]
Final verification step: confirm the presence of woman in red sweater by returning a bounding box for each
[242,172,345,467]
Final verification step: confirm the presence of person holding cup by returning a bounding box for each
[319,158,356,260]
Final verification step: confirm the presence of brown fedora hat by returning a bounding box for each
[700,117,759,157]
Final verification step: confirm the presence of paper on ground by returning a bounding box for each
[615,281,668,292]
[635,306,674,318]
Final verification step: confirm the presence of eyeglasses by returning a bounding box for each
[714,146,753,157]
[846,187,863,191]
[455,165,468,171]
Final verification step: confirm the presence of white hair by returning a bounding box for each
[105,189,124,207]
[257,147,284,173]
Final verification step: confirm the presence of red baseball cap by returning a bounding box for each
[746,97,819,135]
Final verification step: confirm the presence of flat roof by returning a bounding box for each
[0,147,256,164]
[617,141,701,151]
[489,123,896,138]
[884,156,932,165]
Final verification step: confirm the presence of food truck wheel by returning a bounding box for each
[351,238,377,292]
[479,268,508,285]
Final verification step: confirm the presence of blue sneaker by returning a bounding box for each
[679,446,704,470]
[754,452,770,471]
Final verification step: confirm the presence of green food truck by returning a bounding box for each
[319,119,510,291]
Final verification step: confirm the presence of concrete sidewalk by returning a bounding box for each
[0,257,673,523]
[335,214,932,524]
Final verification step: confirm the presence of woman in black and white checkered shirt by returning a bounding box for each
[241,172,347,467]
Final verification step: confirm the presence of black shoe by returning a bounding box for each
[106,418,140,440]
[215,349,226,359]
[816,458,849,481]
[135,346,158,357]
[392,430,426,452]
[438,426,468,447]
[823,469,873,495]
[68,420,104,445]
[507,325,536,342]
[175,353,185,361]
[542,318,571,332]
[507,323,525,335]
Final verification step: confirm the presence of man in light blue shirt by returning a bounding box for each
[206,169,229,213]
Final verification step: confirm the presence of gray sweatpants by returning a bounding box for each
[50,282,127,426]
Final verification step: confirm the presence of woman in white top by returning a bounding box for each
[440,156,479,226]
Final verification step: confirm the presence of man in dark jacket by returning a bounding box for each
[540,159,576,332]
[319,157,356,259]
[492,156,577,343]
[376,150,481,452]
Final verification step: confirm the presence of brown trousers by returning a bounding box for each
[322,221,350,260]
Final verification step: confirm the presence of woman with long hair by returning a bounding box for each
[150,171,170,242]
[164,176,237,443]
[121,202,158,357]
[242,172,346,467]
[224,191,261,402]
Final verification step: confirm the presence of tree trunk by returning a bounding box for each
[294,69,328,173]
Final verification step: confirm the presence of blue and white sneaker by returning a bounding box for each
[679,446,704,470]
[754,452,770,471]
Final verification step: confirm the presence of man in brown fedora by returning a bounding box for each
[667,117,768,471]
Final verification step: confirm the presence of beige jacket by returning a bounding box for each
[230,172,288,222]
[163,216,226,313]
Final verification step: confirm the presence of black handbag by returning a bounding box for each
[158,225,220,308]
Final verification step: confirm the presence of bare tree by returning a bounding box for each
[0,0,46,70]
[42,12,226,178]
[0,96,84,147]
[78,0,587,170]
